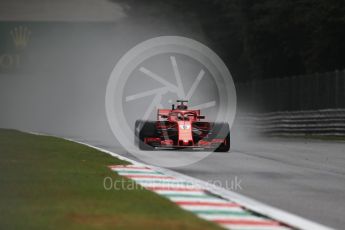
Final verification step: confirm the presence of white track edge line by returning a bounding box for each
[26,131,335,230]
[152,166,335,230]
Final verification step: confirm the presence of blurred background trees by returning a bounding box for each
[118,0,345,82]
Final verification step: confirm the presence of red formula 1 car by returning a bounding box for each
[135,100,230,152]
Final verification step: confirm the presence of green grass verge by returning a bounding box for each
[0,129,221,230]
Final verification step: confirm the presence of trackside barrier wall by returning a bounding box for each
[238,109,345,136]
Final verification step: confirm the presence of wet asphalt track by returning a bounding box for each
[78,136,345,230]
[2,1,343,228]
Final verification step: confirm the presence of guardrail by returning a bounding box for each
[238,109,345,136]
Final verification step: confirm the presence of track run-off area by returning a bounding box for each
[68,134,344,230]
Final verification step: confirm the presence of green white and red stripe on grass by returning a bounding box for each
[109,165,293,230]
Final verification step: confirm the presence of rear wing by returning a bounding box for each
[157,109,202,120]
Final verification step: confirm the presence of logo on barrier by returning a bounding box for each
[10,26,32,50]
[0,25,31,71]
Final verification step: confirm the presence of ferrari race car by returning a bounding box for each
[135,100,230,152]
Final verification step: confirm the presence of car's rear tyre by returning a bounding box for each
[209,122,230,152]
[135,120,157,150]
[215,133,230,152]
